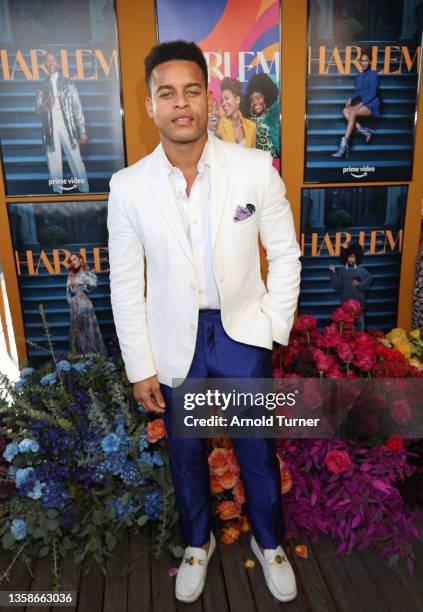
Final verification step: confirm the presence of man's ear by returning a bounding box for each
[145,96,153,119]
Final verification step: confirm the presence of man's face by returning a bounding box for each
[347,254,356,265]
[145,60,208,145]
[45,54,58,74]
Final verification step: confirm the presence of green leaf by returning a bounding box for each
[388,553,399,566]
[137,515,149,527]
[39,546,50,558]
[47,509,58,519]
[2,532,15,549]
[31,528,45,539]
[169,545,185,558]
[46,519,59,531]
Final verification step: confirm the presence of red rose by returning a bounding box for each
[317,324,342,349]
[332,307,355,325]
[385,436,404,452]
[341,299,362,317]
[352,350,376,372]
[325,450,351,473]
[390,399,412,425]
[312,349,334,372]
[338,342,354,362]
[293,314,318,332]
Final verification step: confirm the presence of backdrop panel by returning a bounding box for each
[156,0,282,170]
[304,0,421,183]
[8,200,114,367]
[299,185,408,331]
[0,0,126,196]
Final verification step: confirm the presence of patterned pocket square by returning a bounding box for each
[233,203,256,222]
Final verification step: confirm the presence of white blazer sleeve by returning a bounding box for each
[107,174,157,383]
[259,154,302,345]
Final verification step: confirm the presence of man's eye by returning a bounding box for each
[159,91,172,98]
[188,90,200,95]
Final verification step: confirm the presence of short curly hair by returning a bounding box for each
[246,73,278,107]
[220,77,243,97]
[144,40,208,90]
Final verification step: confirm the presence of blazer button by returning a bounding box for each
[190,323,196,330]
[219,276,225,282]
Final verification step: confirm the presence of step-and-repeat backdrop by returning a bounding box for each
[0,0,421,367]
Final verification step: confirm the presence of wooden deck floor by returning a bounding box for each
[1,518,423,612]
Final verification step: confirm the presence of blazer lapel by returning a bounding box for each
[149,147,193,263]
[209,137,230,247]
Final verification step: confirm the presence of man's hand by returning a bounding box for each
[79,132,88,144]
[329,265,336,272]
[133,375,165,414]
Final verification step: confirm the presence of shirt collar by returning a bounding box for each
[161,134,212,177]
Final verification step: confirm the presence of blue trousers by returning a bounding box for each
[160,309,285,548]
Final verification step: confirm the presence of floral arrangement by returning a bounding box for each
[0,354,178,587]
[209,300,423,573]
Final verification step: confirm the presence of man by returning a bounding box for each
[34,52,89,194]
[107,40,301,603]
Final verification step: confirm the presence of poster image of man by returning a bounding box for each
[8,200,114,367]
[299,185,407,332]
[304,0,421,183]
[0,0,126,196]
[34,52,89,194]
[66,252,107,356]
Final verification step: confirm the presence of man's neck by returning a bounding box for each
[161,131,208,173]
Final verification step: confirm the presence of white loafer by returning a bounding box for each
[250,535,297,602]
[175,531,216,603]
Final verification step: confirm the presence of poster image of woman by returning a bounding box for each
[66,252,107,357]
[332,49,380,159]
[216,78,256,147]
[245,73,280,158]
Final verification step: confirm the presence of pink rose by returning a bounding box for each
[332,307,355,325]
[325,450,351,474]
[341,299,362,318]
[338,342,354,362]
[312,349,334,372]
[317,324,342,349]
[293,315,318,332]
[353,350,376,372]
[390,399,412,426]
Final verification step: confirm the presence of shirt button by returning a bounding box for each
[192,219,198,224]
[191,323,196,330]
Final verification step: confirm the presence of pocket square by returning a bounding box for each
[233,203,256,222]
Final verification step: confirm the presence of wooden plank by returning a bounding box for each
[127,527,152,612]
[286,535,336,612]
[310,535,367,612]
[200,525,228,612]
[26,557,53,612]
[358,546,418,612]
[0,548,33,612]
[102,532,128,612]
[54,555,81,612]
[150,523,178,612]
[391,525,423,611]
[216,528,257,612]
[76,555,104,612]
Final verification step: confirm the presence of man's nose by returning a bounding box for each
[174,93,189,108]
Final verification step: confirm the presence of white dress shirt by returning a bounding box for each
[50,71,61,110]
[160,138,221,309]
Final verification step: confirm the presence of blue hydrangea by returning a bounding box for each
[106,496,136,522]
[139,435,149,452]
[101,433,121,454]
[20,368,34,378]
[15,467,34,487]
[152,451,164,467]
[11,519,27,541]
[40,372,57,385]
[18,438,39,454]
[3,441,19,462]
[139,452,154,467]
[41,480,69,510]
[144,490,162,521]
[72,362,88,373]
[56,360,71,372]
[120,461,144,486]
[14,379,29,389]
[14,467,44,499]
[102,449,127,475]
[8,465,17,478]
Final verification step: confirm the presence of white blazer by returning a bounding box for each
[107,136,301,387]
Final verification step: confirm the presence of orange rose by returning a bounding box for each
[281,469,293,494]
[233,479,245,505]
[218,469,238,490]
[294,544,308,558]
[239,514,251,532]
[226,449,241,476]
[210,476,224,493]
[216,500,242,521]
[208,447,229,476]
[146,419,166,443]
[221,524,241,544]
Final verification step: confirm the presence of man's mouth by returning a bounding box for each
[172,116,194,125]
